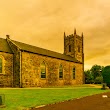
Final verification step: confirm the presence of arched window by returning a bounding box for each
[0,58,2,73]
[0,56,4,74]
[59,65,63,79]
[69,45,71,52]
[40,62,46,78]
[72,67,75,79]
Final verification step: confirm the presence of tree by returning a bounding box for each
[90,65,104,80]
[102,65,110,88]
[84,70,94,84]
[94,76,103,84]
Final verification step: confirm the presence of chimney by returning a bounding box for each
[6,35,10,39]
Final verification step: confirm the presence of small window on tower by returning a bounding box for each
[72,67,75,79]
[69,45,71,52]
[78,45,80,52]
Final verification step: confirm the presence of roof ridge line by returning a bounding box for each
[12,39,64,55]
[6,38,22,50]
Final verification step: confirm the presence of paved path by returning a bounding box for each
[31,92,110,110]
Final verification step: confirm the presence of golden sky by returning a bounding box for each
[0,0,110,70]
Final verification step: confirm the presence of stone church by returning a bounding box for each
[0,29,84,87]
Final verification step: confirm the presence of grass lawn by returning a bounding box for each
[0,84,110,110]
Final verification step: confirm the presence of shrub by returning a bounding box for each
[94,76,103,84]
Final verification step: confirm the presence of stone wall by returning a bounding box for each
[0,52,13,87]
[64,34,83,63]
[75,35,83,62]
[7,39,21,87]
[64,35,75,57]
[21,52,83,87]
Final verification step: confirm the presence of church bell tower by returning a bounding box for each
[64,28,84,63]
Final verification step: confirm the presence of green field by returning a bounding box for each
[0,85,110,110]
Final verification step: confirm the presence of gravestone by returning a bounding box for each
[101,83,108,90]
[0,94,5,108]
[0,96,2,105]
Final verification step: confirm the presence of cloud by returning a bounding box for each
[0,0,110,70]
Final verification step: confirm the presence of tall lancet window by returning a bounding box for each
[69,45,71,52]
[0,58,2,73]
[0,56,4,74]
[59,65,63,79]
[40,62,46,78]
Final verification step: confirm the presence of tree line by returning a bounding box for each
[85,65,110,88]
[85,64,104,84]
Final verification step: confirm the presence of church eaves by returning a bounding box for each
[12,40,82,63]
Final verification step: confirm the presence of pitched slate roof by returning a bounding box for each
[0,38,13,53]
[12,40,82,63]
